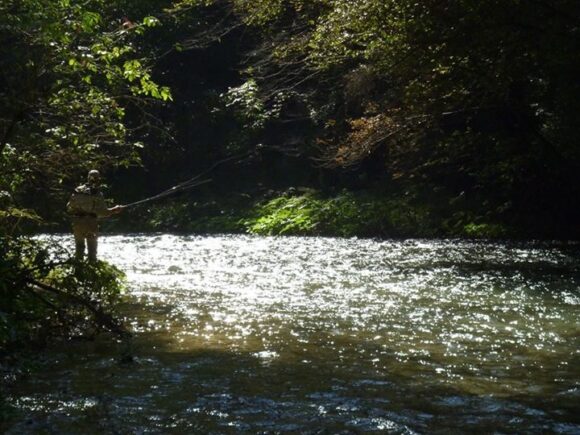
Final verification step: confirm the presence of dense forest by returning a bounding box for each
[1,0,579,372]
[3,0,580,239]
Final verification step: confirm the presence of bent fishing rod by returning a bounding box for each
[120,149,255,209]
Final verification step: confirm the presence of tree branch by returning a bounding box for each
[26,278,130,337]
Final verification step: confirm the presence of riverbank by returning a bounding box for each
[106,186,578,240]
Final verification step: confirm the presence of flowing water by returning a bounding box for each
[5,235,580,433]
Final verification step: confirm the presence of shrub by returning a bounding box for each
[0,236,127,350]
[243,190,434,237]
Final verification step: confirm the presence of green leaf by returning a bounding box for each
[143,16,160,27]
[81,11,102,32]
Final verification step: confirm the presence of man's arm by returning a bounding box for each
[93,195,125,218]
[107,205,125,216]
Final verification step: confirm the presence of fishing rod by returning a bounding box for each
[121,178,212,209]
[121,149,256,209]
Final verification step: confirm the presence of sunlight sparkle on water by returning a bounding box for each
[20,234,580,433]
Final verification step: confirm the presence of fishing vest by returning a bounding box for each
[67,184,106,217]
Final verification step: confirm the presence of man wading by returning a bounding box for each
[67,170,124,261]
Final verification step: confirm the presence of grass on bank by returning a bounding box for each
[126,188,509,239]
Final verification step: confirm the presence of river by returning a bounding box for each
[6,234,580,433]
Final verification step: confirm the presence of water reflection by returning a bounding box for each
[6,235,580,433]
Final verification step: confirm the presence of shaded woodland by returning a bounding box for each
[2,0,579,238]
[1,0,579,360]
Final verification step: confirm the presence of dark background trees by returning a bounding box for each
[192,0,580,238]
[2,0,579,237]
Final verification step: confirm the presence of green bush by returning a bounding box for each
[463,222,508,238]
[245,195,321,235]
[0,236,127,350]
[243,190,434,237]
[117,189,514,239]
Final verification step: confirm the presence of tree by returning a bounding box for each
[176,0,580,233]
[0,0,171,213]
[0,0,172,351]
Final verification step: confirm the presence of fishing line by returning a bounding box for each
[121,149,255,209]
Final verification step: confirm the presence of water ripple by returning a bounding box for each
[10,234,579,433]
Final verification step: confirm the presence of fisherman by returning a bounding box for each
[67,170,124,262]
